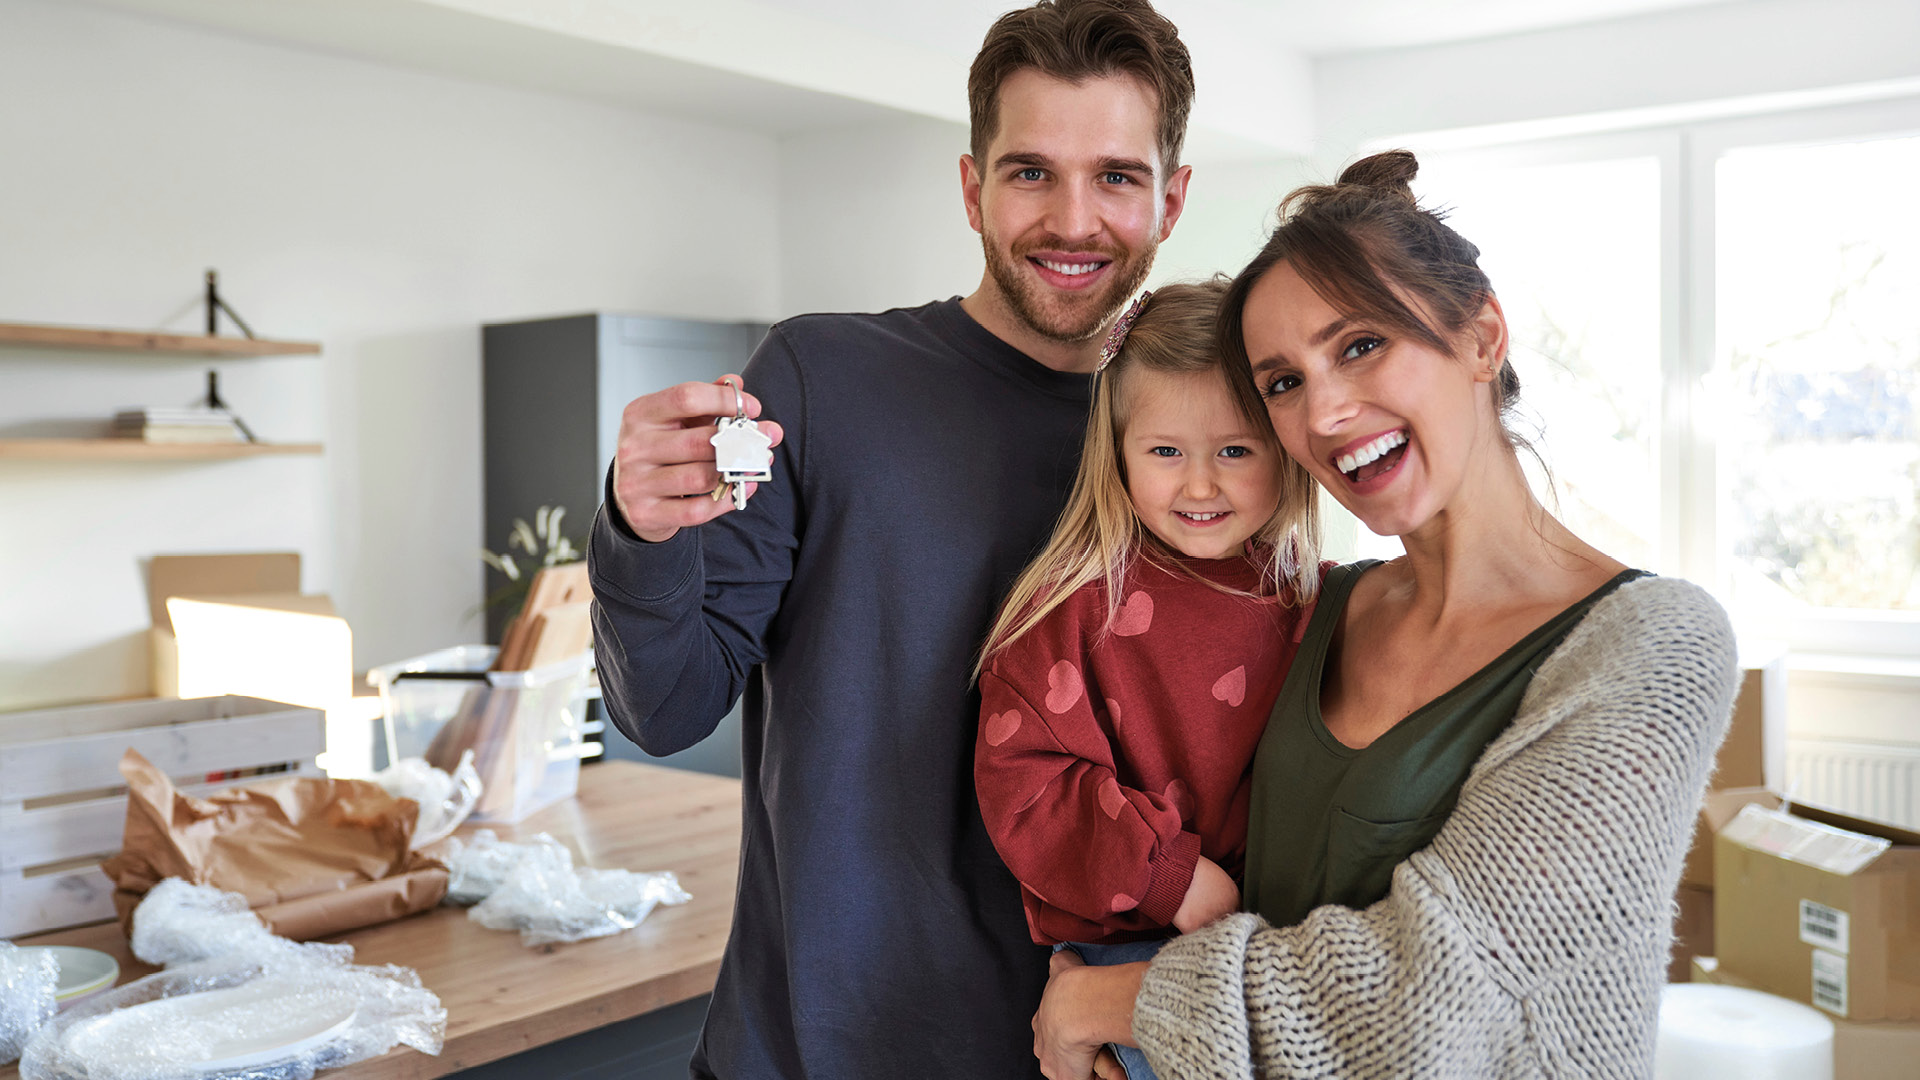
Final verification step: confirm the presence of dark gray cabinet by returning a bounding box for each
[482,312,766,780]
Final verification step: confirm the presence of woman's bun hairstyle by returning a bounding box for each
[1336,148,1420,202]
[1219,149,1525,435]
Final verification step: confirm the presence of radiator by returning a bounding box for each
[1784,738,1920,831]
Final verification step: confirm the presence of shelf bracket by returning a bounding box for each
[204,269,258,340]
[203,369,260,443]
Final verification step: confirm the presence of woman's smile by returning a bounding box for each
[1330,427,1410,492]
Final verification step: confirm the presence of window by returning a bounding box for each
[1419,152,1665,571]
[1716,133,1920,616]
[1375,97,1920,653]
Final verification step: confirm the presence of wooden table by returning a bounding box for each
[3,761,742,1079]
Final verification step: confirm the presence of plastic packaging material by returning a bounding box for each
[442,831,690,946]
[369,647,590,824]
[129,880,349,970]
[440,830,567,906]
[1,941,59,1065]
[19,946,445,1080]
[371,752,482,850]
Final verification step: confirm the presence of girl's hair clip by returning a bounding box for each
[1096,290,1153,373]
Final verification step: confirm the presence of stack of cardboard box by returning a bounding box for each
[1686,789,1920,1077]
[1670,646,1787,981]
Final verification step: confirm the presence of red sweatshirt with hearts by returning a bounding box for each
[975,553,1316,945]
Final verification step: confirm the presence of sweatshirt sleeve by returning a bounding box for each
[1133,577,1738,1079]
[976,595,1202,932]
[588,328,805,757]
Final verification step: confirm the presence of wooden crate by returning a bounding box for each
[0,695,324,936]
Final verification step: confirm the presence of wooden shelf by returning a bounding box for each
[0,321,319,358]
[0,438,323,461]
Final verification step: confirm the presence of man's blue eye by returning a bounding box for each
[1103,172,1131,185]
[1018,168,1044,182]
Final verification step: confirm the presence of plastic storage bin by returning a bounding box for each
[368,645,590,823]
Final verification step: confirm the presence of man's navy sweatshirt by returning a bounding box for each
[588,299,1091,1079]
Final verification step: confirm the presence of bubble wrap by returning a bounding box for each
[371,752,481,850]
[443,831,690,946]
[19,948,444,1080]
[440,830,568,906]
[0,941,59,1065]
[129,880,349,970]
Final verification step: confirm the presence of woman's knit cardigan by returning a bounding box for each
[1134,576,1738,1079]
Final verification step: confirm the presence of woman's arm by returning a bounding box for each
[1130,577,1739,1079]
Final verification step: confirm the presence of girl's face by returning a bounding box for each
[1240,260,1504,541]
[1120,366,1284,560]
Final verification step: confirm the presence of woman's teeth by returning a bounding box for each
[1337,430,1408,478]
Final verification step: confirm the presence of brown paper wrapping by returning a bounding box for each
[101,748,447,939]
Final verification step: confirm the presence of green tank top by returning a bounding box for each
[1243,560,1645,928]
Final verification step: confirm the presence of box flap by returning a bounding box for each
[1787,800,1920,849]
[1722,803,1892,875]
[147,553,300,630]
[1683,787,1781,889]
[1703,786,1780,831]
[172,592,338,618]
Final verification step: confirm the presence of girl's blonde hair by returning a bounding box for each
[977,279,1321,676]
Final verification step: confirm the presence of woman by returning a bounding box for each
[1031,150,1737,1079]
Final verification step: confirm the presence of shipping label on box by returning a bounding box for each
[1715,801,1920,1021]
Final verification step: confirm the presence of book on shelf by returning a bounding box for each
[113,408,245,444]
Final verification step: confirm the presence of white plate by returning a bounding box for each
[18,946,118,1002]
[62,977,357,1075]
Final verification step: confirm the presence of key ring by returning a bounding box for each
[722,375,746,421]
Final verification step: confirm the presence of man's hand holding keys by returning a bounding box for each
[611,374,785,543]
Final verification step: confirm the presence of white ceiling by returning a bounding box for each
[76,0,1752,155]
[766,0,1746,58]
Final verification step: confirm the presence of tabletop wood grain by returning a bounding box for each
[3,760,742,1080]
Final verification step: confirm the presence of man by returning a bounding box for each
[588,2,1194,1074]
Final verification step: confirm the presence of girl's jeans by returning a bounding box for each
[1054,938,1167,1080]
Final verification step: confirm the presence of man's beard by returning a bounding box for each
[981,230,1157,345]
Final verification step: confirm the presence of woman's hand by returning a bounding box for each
[1033,950,1149,1079]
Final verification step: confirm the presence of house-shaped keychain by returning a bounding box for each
[712,418,772,484]
[710,377,772,510]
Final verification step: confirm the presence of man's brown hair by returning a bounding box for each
[968,0,1194,176]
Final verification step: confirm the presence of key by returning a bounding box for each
[709,377,772,515]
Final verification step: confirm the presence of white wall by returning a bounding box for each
[776,115,1314,315]
[776,117,982,316]
[0,0,781,709]
[1312,0,1920,164]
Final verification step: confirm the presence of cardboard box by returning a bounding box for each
[1684,786,1781,894]
[1670,884,1715,983]
[1724,644,1789,791]
[146,552,364,775]
[1679,647,1787,890]
[1714,799,1920,1020]
[1693,957,1920,1080]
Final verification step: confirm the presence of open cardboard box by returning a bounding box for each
[147,552,366,775]
[1707,791,1920,1021]
[1680,645,1788,890]
[1692,957,1920,1080]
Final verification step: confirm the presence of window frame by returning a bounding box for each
[1378,94,1920,656]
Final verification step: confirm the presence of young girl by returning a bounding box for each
[974,280,1322,1079]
